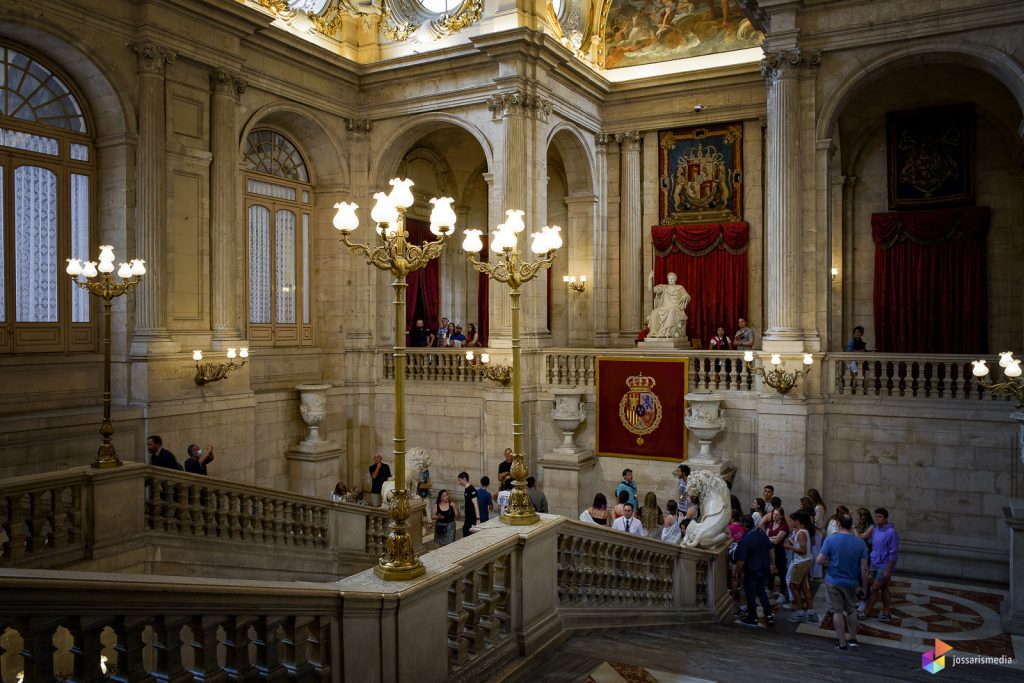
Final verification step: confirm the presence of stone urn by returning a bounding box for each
[684,392,726,464]
[296,384,331,444]
[551,387,587,451]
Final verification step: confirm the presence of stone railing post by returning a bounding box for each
[85,463,147,559]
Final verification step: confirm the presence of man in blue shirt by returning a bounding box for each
[817,513,869,650]
[477,476,494,523]
[732,514,775,627]
[615,468,638,510]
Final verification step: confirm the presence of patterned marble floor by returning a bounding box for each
[584,661,715,683]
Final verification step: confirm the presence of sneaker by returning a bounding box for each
[765,615,775,627]
[804,611,819,623]
[736,618,760,628]
[788,610,806,622]
[775,593,786,605]
[835,643,848,651]
[878,613,893,622]
[848,640,860,649]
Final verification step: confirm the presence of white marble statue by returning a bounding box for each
[381,447,432,530]
[646,272,691,339]
[680,470,731,548]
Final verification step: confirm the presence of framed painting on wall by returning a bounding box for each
[886,103,974,210]
[658,122,743,225]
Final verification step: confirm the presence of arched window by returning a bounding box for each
[244,129,314,346]
[0,45,94,353]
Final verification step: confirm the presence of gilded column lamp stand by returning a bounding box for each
[465,350,512,385]
[743,351,813,395]
[333,179,454,580]
[193,347,249,385]
[462,211,563,525]
[66,247,146,468]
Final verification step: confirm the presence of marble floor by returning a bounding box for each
[514,577,1022,683]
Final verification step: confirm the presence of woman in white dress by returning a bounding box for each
[661,499,682,543]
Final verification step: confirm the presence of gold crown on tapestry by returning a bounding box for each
[625,373,656,391]
[683,143,724,165]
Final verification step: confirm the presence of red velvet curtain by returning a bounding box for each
[872,207,989,354]
[405,218,440,343]
[651,222,749,346]
[477,235,489,346]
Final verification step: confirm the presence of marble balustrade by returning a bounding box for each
[829,352,1012,402]
[382,347,491,383]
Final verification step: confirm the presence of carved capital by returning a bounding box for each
[130,41,176,75]
[615,130,642,152]
[346,118,372,139]
[760,49,821,82]
[486,90,553,122]
[210,68,247,98]
[595,133,612,151]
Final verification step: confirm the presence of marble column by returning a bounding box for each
[617,131,642,343]
[129,42,176,352]
[761,50,819,351]
[592,134,611,346]
[210,68,246,344]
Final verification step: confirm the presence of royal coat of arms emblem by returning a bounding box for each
[618,373,663,445]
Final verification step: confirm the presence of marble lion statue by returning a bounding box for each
[381,448,432,530]
[681,470,731,548]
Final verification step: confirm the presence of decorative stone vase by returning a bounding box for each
[296,384,331,444]
[684,392,726,463]
[551,387,587,450]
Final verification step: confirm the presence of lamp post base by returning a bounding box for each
[92,422,122,469]
[500,511,541,526]
[373,558,426,581]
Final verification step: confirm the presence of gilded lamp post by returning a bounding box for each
[333,179,454,580]
[65,246,146,468]
[462,210,562,525]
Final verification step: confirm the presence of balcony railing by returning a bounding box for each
[545,348,752,391]
[828,352,1012,403]
[382,348,489,383]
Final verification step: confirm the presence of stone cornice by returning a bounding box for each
[760,48,821,81]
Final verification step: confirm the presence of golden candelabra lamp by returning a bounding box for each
[462,210,562,525]
[465,350,512,385]
[193,348,249,385]
[743,351,814,395]
[332,178,454,580]
[562,274,587,293]
[66,247,146,468]
[972,352,1024,408]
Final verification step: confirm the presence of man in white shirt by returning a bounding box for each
[611,503,646,536]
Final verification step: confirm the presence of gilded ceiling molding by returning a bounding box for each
[379,3,414,43]
[431,0,482,38]
[760,49,822,81]
[486,90,553,122]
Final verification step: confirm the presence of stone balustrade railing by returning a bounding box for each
[1,463,407,579]
[828,352,1011,403]
[382,348,490,383]
[0,469,87,567]
[0,516,729,682]
[545,348,753,392]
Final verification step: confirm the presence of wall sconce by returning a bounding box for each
[972,352,1024,407]
[830,266,839,282]
[563,275,587,293]
[466,350,512,385]
[194,347,249,385]
[743,351,813,395]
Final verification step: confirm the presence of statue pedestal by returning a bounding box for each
[639,337,691,350]
[1004,498,1024,635]
[286,441,343,498]
[537,448,597,518]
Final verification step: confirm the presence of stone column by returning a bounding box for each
[210,68,246,344]
[761,50,820,351]
[617,130,642,343]
[564,194,597,346]
[129,42,176,352]
[592,134,611,346]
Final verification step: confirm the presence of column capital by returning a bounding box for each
[760,49,821,82]
[595,132,612,151]
[346,118,373,139]
[487,90,552,122]
[210,67,247,98]
[130,41,176,75]
[615,130,642,152]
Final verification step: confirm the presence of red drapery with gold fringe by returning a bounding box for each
[651,222,749,346]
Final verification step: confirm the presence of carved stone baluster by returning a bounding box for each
[144,477,156,529]
[307,615,332,681]
[447,573,469,668]
[16,617,60,681]
[477,562,498,646]
[114,615,154,682]
[49,486,69,548]
[274,500,286,544]
[253,615,285,680]
[280,615,313,679]
[6,494,26,560]
[223,615,256,680]
[26,491,46,553]
[151,615,190,682]
[67,616,108,680]
[189,615,226,681]
[69,483,84,544]
[227,492,241,540]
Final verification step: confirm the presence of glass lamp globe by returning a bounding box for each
[388,178,415,210]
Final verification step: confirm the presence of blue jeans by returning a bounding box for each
[743,570,773,620]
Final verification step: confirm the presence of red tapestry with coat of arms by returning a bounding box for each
[596,357,688,460]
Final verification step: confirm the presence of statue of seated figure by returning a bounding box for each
[646,272,691,339]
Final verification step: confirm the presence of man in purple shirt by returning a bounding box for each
[862,507,899,621]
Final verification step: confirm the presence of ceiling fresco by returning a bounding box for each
[602,0,763,69]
